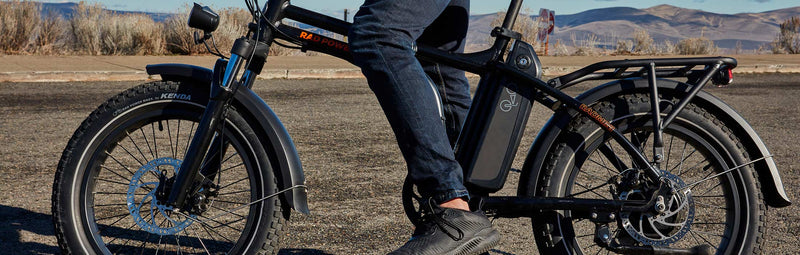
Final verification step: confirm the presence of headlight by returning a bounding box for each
[188,3,220,33]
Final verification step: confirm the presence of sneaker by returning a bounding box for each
[389,201,500,255]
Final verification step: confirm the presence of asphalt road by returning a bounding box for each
[1,74,798,254]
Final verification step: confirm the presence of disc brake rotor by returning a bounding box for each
[126,157,195,236]
[619,170,695,246]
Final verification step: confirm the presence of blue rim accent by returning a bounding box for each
[127,157,196,236]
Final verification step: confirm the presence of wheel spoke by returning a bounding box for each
[670,146,696,174]
[175,119,183,158]
[691,230,727,238]
[189,224,213,255]
[665,135,675,171]
[568,183,610,198]
[698,181,724,197]
[151,122,159,160]
[216,189,251,196]
[216,162,245,176]
[127,131,151,163]
[218,176,249,190]
[573,181,610,199]
[105,220,140,248]
[693,222,726,225]
[209,204,247,219]
[95,212,131,222]
[676,158,709,178]
[690,229,720,250]
[99,164,135,183]
[98,210,134,231]
[184,122,196,157]
[598,143,628,172]
[95,177,132,187]
[116,143,147,166]
[139,127,155,160]
[105,153,137,176]
[588,157,617,177]
[191,216,237,243]
[212,199,248,206]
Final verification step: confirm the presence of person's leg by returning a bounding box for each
[349,0,468,205]
[350,1,499,253]
[418,0,471,147]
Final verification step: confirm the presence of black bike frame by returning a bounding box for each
[167,0,739,216]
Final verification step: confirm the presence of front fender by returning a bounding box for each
[520,78,790,208]
[146,63,310,214]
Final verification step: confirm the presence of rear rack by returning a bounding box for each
[549,57,737,89]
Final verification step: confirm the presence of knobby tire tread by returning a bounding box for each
[52,81,287,254]
[532,93,765,254]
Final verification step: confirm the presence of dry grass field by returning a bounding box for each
[0,74,798,254]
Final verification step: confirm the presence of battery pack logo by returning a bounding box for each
[499,88,519,112]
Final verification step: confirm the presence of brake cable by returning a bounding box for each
[179,184,307,224]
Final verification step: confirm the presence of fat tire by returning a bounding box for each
[52,81,287,254]
[528,92,765,254]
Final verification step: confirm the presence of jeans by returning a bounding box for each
[349,0,471,204]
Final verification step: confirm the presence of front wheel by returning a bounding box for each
[529,92,765,254]
[52,81,286,254]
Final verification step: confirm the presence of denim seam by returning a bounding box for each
[434,63,457,141]
[433,189,470,204]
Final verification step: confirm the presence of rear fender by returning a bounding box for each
[520,78,790,208]
[146,63,310,214]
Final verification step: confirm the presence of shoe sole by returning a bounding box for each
[447,228,500,255]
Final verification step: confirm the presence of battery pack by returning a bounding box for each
[456,40,541,193]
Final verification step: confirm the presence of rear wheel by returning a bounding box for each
[530,92,765,254]
[52,81,286,254]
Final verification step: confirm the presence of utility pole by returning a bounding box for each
[344,9,349,22]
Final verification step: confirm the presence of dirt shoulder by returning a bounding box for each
[1,54,799,82]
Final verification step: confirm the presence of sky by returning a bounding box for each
[34,0,800,16]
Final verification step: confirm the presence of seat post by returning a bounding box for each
[501,0,524,29]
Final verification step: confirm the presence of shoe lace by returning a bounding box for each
[422,198,465,241]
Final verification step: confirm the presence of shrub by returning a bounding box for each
[100,13,164,55]
[571,33,600,56]
[164,7,251,55]
[632,29,656,55]
[0,0,40,54]
[771,16,799,54]
[674,37,717,55]
[490,10,542,49]
[614,40,633,55]
[69,2,104,55]
[34,11,68,54]
[658,40,675,55]
[69,3,165,55]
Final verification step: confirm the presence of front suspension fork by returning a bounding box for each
[166,55,246,211]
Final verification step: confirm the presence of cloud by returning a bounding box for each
[751,0,771,2]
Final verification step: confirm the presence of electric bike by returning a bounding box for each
[52,0,791,254]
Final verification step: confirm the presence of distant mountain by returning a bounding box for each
[40,2,173,22]
[466,4,800,51]
[40,2,800,51]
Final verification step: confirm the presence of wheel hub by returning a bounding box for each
[619,170,695,246]
[127,157,195,236]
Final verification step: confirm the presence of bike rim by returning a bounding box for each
[77,107,264,254]
[559,116,743,254]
